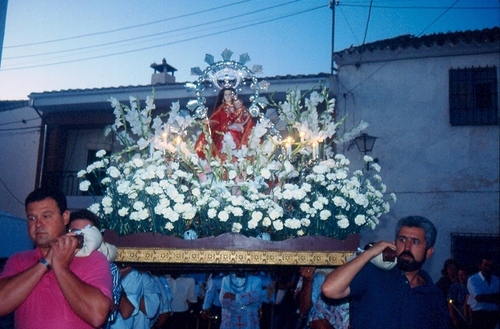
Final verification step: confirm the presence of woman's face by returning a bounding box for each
[223,90,234,103]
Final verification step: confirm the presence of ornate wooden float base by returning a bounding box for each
[104,231,360,266]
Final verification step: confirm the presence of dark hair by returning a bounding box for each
[69,209,101,230]
[0,257,8,272]
[395,215,437,249]
[213,87,236,112]
[25,187,67,214]
[478,255,494,264]
[440,258,458,276]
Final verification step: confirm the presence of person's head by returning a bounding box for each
[25,187,70,248]
[222,88,235,103]
[25,187,67,214]
[214,87,236,110]
[440,258,458,277]
[456,267,468,284]
[394,216,437,272]
[233,98,244,109]
[69,209,101,231]
[478,256,494,278]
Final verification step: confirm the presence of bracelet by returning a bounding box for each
[38,258,51,271]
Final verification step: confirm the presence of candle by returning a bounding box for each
[312,142,318,159]
[299,132,305,143]
[149,139,155,157]
[317,140,323,160]
[286,137,293,158]
[176,136,181,153]
[162,132,168,155]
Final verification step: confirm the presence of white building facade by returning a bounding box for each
[334,28,499,278]
[0,102,41,217]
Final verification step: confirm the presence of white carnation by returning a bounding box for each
[79,180,91,192]
[219,210,229,222]
[262,217,272,227]
[231,223,242,233]
[118,207,129,217]
[88,203,100,214]
[207,208,217,219]
[337,217,349,229]
[320,209,331,220]
[228,170,237,180]
[102,196,113,207]
[354,214,366,226]
[261,168,271,179]
[95,150,106,158]
[272,220,284,231]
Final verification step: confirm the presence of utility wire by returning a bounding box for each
[0,176,24,206]
[0,117,39,127]
[0,126,41,132]
[339,4,498,10]
[2,4,324,71]
[415,0,463,38]
[354,0,374,67]
[360,0,373,45]
[342,0,460,94]
[3,0,302,61]
[338,5,360,45]
[4,0,251,49]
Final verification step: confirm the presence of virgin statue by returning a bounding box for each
[195,87,254,160]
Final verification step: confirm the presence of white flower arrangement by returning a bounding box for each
[78,87,396,240]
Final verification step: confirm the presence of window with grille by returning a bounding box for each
[451,233,499,274]
[449,66,498,126]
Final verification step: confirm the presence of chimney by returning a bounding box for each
[150,58,177,84]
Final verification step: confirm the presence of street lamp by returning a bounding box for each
[354,133,377,170]
[354,133,377,154]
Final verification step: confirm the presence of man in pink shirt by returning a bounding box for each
[0,188,113,328]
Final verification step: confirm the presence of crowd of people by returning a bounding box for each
[0,188,499,328]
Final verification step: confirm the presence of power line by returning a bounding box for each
[339,3,498,10]
[3,0,302,61]
[416,0,461,37]
[4,0,251,49]
[0,117,39,127]
[355,0,374,67]
[340,0,460,94]
[0,176,24,206]
[338,5,360,45]
[2,4,325,71]
[361,0,373,45]
[0,126,40,132]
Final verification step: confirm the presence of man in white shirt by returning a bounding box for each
[467,256,500,329]
[164,274,197,328]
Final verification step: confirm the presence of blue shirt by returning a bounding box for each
[105,262,122,329]
[203,273,223,309]
[349,263,450,329]
[219,274,262,329]
[308,272,349,329]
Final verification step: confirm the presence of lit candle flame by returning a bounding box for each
[285,137,293,158]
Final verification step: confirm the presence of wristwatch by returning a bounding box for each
[38,258,51,271]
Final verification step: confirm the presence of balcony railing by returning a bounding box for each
[43,171,105,196]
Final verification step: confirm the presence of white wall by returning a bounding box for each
[336,50,500,280]
[0,106,41,218]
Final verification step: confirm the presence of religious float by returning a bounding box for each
[78,50,396,269]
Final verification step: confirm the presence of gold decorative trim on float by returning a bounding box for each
[116,247,354,266]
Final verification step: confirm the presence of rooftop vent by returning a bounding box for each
[150,58,177,85]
